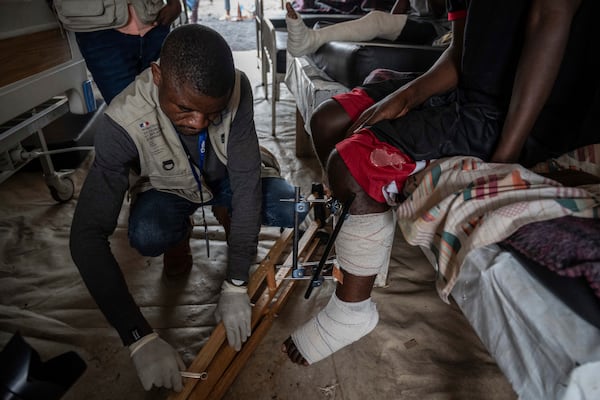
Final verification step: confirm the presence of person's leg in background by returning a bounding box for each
[188,0,200,23]
[140,24,170,71]
[75,30,141,104]
[209,176,308,233]
[221,0,231,20]
[261,177,307,228]
[75,25,170,104]
[285,2,407,57]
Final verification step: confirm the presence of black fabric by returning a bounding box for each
[499,215,600,330]
[460,0,600,166]
[312,41,444,88]
[0,333,86,400]
[396,18,440,45]
[501,244,600,331]
[370,90,502,161]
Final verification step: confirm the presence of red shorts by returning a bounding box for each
[335,129,416,204]
[332,88,375,121]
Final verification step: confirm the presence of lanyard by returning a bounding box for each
[186,129,210,257]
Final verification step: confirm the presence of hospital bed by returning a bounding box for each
[0,0,96,202]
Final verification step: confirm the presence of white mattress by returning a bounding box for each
[284,55,349,135]
[450,244,600,400]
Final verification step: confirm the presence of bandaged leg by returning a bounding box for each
[286,11,408,57]
[335,209,395,286]
[290,210,395,364]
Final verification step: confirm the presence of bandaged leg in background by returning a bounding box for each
[285,3,407,57]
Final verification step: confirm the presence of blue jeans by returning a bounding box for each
[75,25,170,104]
[128,177,306,256]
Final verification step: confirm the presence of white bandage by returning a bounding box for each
[286,11,408,57]
[291,293,379,364]
[335,210,395,277]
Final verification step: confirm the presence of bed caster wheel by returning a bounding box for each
[49,176,74,203]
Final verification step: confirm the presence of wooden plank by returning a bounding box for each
[170,221,321,400]
[205,287,286,399]
[248,227,293,296]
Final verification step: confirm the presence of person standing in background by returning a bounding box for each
[53,0,182,104]
[221,0,232,20]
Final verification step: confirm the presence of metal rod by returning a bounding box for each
[292,186,301,273]
[304,193,355,299]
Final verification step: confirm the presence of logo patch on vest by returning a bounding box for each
[139,121,150,128]
[162,160,175,170]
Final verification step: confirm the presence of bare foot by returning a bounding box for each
[281,337,309,366]
[285,2,298,19]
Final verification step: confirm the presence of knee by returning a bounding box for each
[326,150,353,194]
[310,103,333,147]
[310,100,350,162]
[327,149,390,214]
[262,177,308,227]
[128,220,170,257]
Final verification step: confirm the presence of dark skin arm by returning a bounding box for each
[347,16,464,134]
[491,0,581,163]
[155,0,182,26]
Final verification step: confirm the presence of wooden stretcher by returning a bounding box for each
[169,218,324,400]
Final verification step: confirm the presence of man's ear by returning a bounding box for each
[151,62,161,86]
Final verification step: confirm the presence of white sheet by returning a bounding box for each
[450,244,600,400]
[284,55,349,135]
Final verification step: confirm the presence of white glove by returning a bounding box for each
[215,280,252,351]
[129,333,186,392]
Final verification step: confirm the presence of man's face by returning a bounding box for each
[152,63,231,136]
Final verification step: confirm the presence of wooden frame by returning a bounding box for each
[169,220,322,400]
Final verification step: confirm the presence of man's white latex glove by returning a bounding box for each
[215,280,252,351]
[129,333,186,392]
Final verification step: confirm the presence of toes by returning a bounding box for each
[282,337,308,366]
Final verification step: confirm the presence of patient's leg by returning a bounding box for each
[285,3,408,57]
[310,99,353,171]
[281,150,394,365]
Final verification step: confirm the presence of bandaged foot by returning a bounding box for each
[285,4,320,57]
[285,2,408,57]
[288,293,379,364]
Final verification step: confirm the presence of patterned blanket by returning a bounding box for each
[396,144,600,303]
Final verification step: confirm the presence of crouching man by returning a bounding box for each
[70,24,304,391]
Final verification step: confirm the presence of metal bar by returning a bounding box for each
[304,193,355,299]
[292,186,301,274]
[0,97,69,150]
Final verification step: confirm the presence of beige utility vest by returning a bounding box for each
[53,0,166,31]
[106,68,241,203]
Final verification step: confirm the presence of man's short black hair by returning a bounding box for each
[160,24,235,98]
